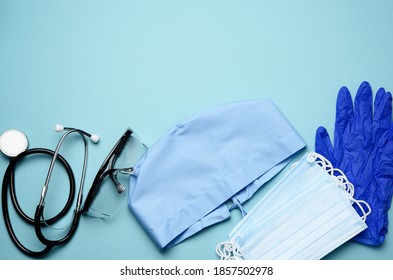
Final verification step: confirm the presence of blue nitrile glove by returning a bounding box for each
[315,81,393,245]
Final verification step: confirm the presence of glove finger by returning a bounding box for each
[315,126,335,164]
[353,81,373,142]
[373,88,392,145]
[334,86,353,163]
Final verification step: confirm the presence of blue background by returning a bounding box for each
[1,0,392,260]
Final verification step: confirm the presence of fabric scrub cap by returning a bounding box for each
[128,100,306,250]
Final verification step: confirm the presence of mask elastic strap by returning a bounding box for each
[349,198,372,222]
[215,236,243,260]
[307,152,355,197]
[308,152,372,222]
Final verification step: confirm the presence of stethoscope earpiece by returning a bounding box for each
[55,124,65,132]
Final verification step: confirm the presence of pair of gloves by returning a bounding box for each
[316,81,393,246]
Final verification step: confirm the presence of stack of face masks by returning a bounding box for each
[216,152,371,260]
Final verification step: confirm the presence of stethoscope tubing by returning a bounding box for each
[2,148,76,257]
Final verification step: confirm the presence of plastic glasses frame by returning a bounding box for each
[81,128,135,215]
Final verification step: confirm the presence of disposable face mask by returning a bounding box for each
[216,152,371,260]
[128,100,306,250]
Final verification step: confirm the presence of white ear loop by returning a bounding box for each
[349,198,372,222]
[307,152,371,222]
[216,237,243,260]
[308,152,355,197]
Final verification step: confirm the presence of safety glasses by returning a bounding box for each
[81,129,147,218]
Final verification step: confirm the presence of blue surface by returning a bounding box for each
[1,0,392,260]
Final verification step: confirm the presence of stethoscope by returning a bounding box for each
[1,125,100,257]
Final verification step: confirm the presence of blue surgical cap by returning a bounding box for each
[128,100,306,250]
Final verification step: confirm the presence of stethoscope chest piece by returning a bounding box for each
[0,129,28,157]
